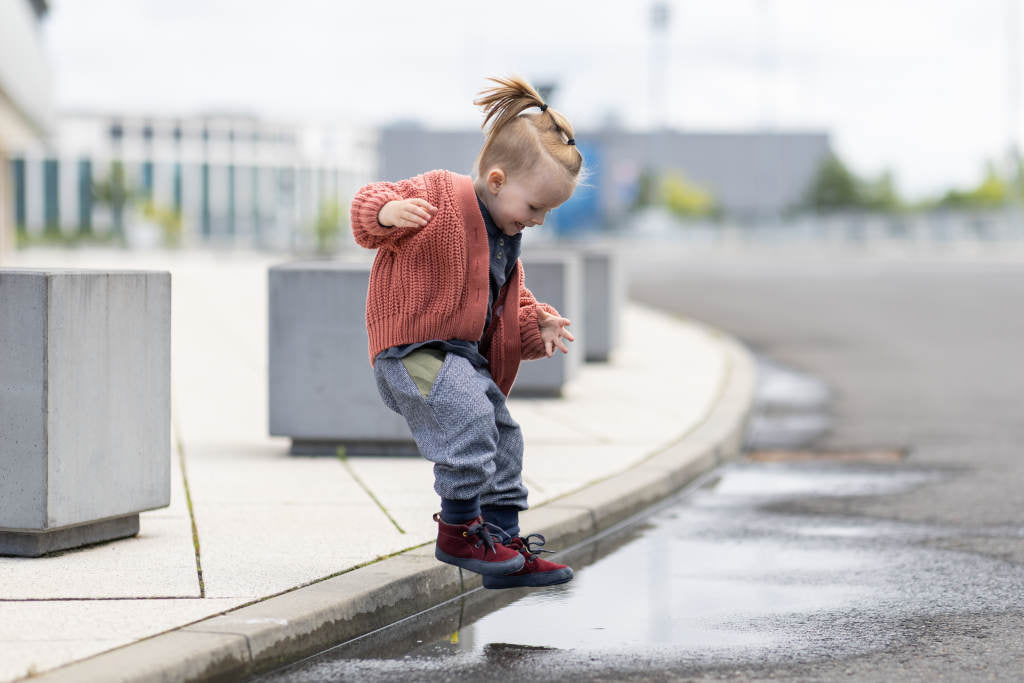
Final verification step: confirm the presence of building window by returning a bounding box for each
[141,161,154,198]
[12,158,26,231]
[173,163,183,212]
[201,162,211,237]
[78,159,93,233]
[227,164,236,235]
[44,158,60,233]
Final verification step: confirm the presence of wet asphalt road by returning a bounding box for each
[260,250,1024,681]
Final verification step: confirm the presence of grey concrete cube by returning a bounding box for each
[513,253,583,397]
[268,261,416,455]
[0,269,171,556]
[581,247,625,362]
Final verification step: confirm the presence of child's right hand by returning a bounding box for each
[378,198,437,228]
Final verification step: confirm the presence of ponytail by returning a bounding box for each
[473,76,583,182]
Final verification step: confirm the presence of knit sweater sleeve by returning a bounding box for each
[517,264,560,361]
[350,174,430,250]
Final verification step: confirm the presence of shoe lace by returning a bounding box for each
[508,533,553,560]
[466,520,512,555]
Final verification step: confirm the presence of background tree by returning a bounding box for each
[660,172,716,218]
[802,153,903,213]
[313,199,345,254]
[937,161,1009,209]
[92,161,132,238]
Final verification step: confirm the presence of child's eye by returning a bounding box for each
[529,205,539,211]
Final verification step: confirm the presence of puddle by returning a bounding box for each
[754,357,831,410]
[699,463,940,500]
[745,357,833,450]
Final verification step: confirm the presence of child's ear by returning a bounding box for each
[486,169,506,194]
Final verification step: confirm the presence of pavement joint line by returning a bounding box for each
[521,473,545,493]
[169,401,205,598]
[336,450,406,535]
[0,596,204,602]
[173,407,206,598]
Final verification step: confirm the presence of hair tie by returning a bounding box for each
[539,103,548,112]
[567,138,575,146]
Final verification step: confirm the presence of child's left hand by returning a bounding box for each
[538,308,575,357]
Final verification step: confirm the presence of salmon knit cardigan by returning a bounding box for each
[350,169,558,396]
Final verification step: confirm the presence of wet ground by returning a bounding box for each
[258,253,1024,681]
[262,457,1024,682]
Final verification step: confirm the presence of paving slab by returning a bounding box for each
[191,500,414,599]
[506,400,605,444]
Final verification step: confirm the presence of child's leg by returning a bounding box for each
[476,386,574,590]
[375,352,500,507]
[479,396,528,537]
[374,351,525,575]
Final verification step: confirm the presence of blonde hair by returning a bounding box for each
[473,76,583,184]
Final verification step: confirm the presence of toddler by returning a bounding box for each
[351,76,582,588]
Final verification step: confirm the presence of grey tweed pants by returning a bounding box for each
[374,350,529,510]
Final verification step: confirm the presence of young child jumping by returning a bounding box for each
[350,76,583,589]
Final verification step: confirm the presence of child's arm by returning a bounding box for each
[350,174,438,250]
[518,281,575,360]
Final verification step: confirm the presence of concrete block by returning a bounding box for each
[512,253,583,396]
[581,246,626,361]
[268,261,416,455]
[0,269,171,556]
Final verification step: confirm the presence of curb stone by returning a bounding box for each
[28,332,756,683]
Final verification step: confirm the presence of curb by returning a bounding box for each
[29,330,757,683]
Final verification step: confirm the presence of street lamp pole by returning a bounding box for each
[649,1,671,130]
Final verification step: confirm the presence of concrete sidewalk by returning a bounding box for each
[0,249,756,683]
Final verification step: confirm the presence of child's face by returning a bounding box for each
[484,162,575,237]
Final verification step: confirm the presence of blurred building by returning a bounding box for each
[12,112,375,250]
[378,123,832,229]
[0,0,53,260]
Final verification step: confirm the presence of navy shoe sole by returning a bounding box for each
[435,547,526,576]
[482,566,574,589]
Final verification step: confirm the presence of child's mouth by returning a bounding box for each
[515,222,525,230]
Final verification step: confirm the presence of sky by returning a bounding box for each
[42,0,1024,199]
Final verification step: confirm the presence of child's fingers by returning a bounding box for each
[555,337,570,354]
[545,339,555,357]
[409,198,438,214]
[561,328,576,342]
[402,207,430,226]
